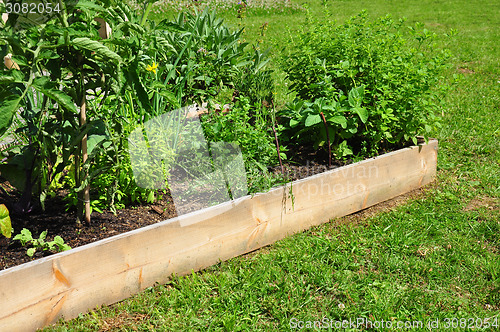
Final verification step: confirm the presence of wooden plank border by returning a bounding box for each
[0,140,438,332]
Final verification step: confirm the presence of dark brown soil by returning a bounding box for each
[0,190,178,271]
[0,157,342,272]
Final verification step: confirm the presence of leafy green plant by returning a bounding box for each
[149,7,274,105]
[13,228,71,257]
[0,204,12,239]
[83,7,277,210]
[201,96,286,192]
[0,0,127,219]
[280,86,368,159]
[202,97,279,167]
[281,11,451,156]
[0,0,161,219]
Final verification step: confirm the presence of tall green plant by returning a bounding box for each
[0,0,156,219]
[84,7,277,211]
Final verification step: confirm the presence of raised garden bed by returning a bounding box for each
[0,139,437,332]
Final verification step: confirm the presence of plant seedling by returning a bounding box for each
[13,228,71,257]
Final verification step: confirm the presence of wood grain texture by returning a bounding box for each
[0,140,438,332]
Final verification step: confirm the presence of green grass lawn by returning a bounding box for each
[44,0,499,330]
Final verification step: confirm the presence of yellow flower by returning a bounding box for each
[146,62,158,74]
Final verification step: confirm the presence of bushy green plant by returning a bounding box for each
[281,12,451,156]
[201,97,285,191]
[152,8,275,105]
[202,97,278,166]
[279,87,368,159]
[0,0,152,218]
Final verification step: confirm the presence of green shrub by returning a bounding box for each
[281,12,451,156]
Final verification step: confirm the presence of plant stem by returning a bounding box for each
[76,56,91,224]
[271,102,284,175]
[320,111,331,167]
[80,94,91,224]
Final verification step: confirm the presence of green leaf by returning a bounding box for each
[47,242,57,251]
[125,64,151,112]
[71,38,122,63]
[348,85,364,108]
[53,236,64,245]
[0,204,12,239]
[0,94,22,137]
[337,140,353,157]
[32,77,78,113]
[15,228,33,245]
[328,115,347,127]
[158,92,180,109]
[27,248,36,257]
[87,134,107,156]
[147,191,155,203]
[353,107,369,123]
[289,119,300,127]
[74,1,107,13]
[0,70,24,84]
[86,120,109,155]
[305,114,321,127]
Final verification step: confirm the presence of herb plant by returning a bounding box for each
[279,86,368,159]
[201,97,286,192]
[281,12,452,156]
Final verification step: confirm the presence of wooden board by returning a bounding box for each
[0,140,438,332]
